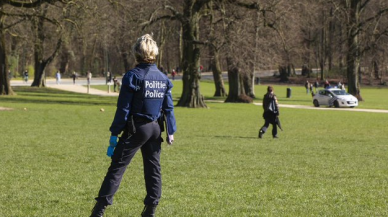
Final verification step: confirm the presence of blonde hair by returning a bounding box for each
[133,34,159,63]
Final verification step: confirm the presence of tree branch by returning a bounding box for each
[0,11,62,27]
[359,7,388,28]
[2,0,60,7]
[3,17,26,30]
[226,0,260,10]
[141,4,184,29]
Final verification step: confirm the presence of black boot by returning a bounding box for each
[141,205,157,217]
[258,130,264,139]
[90,201,107,217]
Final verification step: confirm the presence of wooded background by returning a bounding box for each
[1,0,388,107]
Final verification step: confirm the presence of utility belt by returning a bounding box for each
[133,115,154,123]
[123,114,166,140]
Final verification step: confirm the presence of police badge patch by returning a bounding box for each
[144,80,167,99]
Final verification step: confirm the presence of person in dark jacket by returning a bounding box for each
[90,34,177,217]
[259,86,280,139]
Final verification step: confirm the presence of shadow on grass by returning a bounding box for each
[214,135,258,140]
[3,86,116,106]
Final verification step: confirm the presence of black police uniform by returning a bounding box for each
[94,63,177,207]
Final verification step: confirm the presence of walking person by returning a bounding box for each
[23,70,29,83]
[314,79,319,91]
[8,70,12,80]
[112,76,118,92]
[56,71,61,84]
[258,86,280,139]
[310,83,314,96]
[305,80,310,94]
[324,79,330,89]
[90,34,177,217]
[171,69,176,80]
[87,71,92,85]
[71,71,77,84]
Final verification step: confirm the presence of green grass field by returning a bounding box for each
[1,83,388,216]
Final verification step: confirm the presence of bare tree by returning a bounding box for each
[30,4,63,87]
[142,0,211,108]
[331,0,388,100]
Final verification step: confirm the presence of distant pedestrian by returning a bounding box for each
[324,80,330,89]
[56,71,61,84]
[113,76,118,92]
[341,83,346,90]
[309,83,313,95]
[106,71,112,84]
[171,69,176,80]
[305,80,310,94]
[87,71,92,85]
[71,71,77,84]
[116,80,121,91]
[314,79,319,91]
[259,86,280,139]
[23,70,29,83]
[8,70,12,80]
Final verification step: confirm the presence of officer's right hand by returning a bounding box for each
[167,135,174,145]
[107,136,118,157]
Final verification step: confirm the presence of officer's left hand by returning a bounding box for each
[107,146,115,157]
[107,136,118,157]
[109,136,118,147]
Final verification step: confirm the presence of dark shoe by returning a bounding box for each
[90,201,107,217]
[273,135,278,139]
[141,205,157,217]
[258,130,264,139]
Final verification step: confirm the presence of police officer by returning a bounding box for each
[90,34,177,217]
[258,86,279,139]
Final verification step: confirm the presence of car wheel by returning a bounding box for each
[334,100,340,108]
[313,100,320,107]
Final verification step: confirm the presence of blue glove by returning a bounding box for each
[109,136,118,147]
[107,146,115,157]
[107,136,118,157]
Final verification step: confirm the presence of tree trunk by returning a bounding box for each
[373,60,379,79]
[157,21,166,70]
[0,15,15,95]
[225,57,252,103]
[210,48,226,97]
[242,59,255,98]
[346,0,363,101]
[59,45,69,75]
[328,7,334,71]
[243,68,255,98]
[176,9,206,108]
[31,60,47,87]
[31,10,62,87]
[279,65,289,82]
[178,26,183,73]
[320,10,326,80]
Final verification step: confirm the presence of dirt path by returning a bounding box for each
[253,103,388,114]
[46,84,119,96]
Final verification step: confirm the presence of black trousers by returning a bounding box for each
[260,112,277,137]
[95,121,162,206]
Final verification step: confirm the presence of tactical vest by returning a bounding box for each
[131,67,169,119]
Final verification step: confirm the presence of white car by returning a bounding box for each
[313,88,358,108]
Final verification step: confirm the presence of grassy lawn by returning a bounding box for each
[1,85,388,216]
